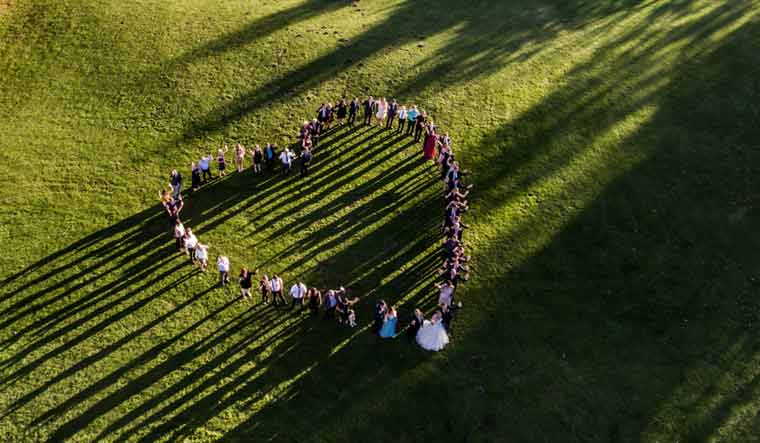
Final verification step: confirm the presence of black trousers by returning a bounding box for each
[201,168,212,182]
[348,112,356,126]
[414,125,423,142]
[273,290,285,305]
[386,114,395,129]
[300,161,310,177]
[397,119,405,133]
[290,298,303,310]
[363,111,372,125]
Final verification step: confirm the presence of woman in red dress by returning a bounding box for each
[423,124,437,160]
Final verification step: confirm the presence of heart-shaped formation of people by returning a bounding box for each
[159,96,471,352]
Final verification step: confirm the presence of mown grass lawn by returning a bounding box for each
[1,0,760,442]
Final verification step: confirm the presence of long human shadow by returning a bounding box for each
[187,3,760,442]
[91,183,441,442]
[0,124,412,404]
[1,116,439,441]
[162,0,651,149]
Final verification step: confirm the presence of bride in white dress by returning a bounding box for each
[416,311,449,351]
[375,97,387,126]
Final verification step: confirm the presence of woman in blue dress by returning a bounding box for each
[379,307,398,338]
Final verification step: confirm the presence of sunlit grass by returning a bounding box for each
[1,0,759,441]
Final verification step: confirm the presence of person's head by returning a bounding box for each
[327,103,332,108]
[353,97,358,102]
[191,161,196,168]
[369,95,373,100]
[171,169,177,176]
[392,98,396,104]
[186,227,192,235]
[445,280,453,287]
[414,308,423,318]
[240,266,247,274]
[401,105,406,111]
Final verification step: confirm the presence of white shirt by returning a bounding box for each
[290,283,306,299]
[194,245,207,260]
[217,256,229,272]
[198,157,210,170]
[398,109,407,119]
[174,223,185,238]
[271,278,282,291]
[184,234,198,249]
[279,151,293,165]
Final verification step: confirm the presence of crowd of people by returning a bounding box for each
[158,95,473,352]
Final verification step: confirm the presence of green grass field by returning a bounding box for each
[1,0,760,441]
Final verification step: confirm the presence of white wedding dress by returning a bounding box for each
[416,319,449,351]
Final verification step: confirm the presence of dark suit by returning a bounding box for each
[386,102,398,129]
[362,99,375,125]
[348,100,359,126]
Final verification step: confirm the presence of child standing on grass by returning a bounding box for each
[217,255,230,286]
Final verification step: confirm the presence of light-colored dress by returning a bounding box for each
[376,102,387,119]
[416,319,449,351]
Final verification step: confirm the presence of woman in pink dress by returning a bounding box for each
[423,125,437,160]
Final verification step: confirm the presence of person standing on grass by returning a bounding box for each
[375,97,387,127]
[170,169,182,199]
[414,111,427,143]
[378,306,398,338]
[406,105,418,136]
[194,242,209,272]
[316,103,328,133]
[289,281,307,311]
[217,255,231,286]
[199,154,213,182]
[251,144,264,173]
[336,98,347,126]
[386,98,398,130]
[325,103,334,131]
[191,162,201,191]
[239,267,253,300]
[217,145,229,177]
[423,125,437,160]
[270,274,285,306]
[300,147,312,178]
[406,308,424,340]
[348,97,359,126]
[259,273,272,304]
[397,106,407,134]
[279,147,295,174]
[435,280,455,307]
[362,95,375,126]
[324,289,337,319]
[309,118,321,148]
[173,219,186,252]
[373,299,387,334]
[183,228,198,263]
[307,287,321,315]
[263,143,274,172]
[234,143,246,173]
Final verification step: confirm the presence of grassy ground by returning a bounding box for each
[1,0,760,441]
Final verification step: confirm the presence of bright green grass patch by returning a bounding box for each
[1,0,760,441]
